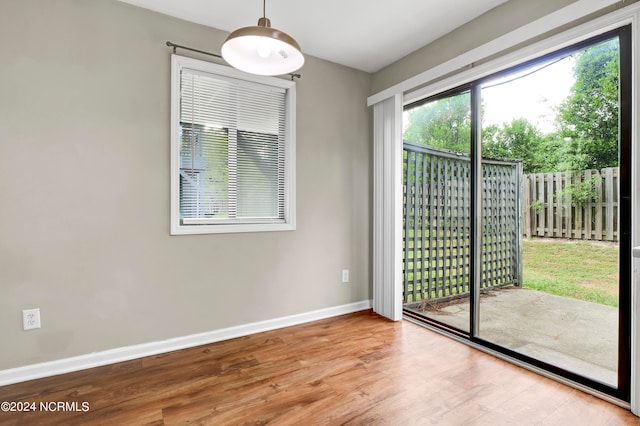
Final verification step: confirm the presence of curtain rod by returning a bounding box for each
[166,41,302,80]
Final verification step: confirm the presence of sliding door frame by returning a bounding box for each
[469,27,631,401]
[399,14,637,405]
[368,0,640,415]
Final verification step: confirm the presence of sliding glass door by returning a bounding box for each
[402,91,472,333]
[402,26,631,400]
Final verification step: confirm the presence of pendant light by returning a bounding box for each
[221,0,304,76]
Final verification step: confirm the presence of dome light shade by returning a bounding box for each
[221,16,304,76]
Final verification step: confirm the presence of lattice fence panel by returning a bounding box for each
[403,142,522,304]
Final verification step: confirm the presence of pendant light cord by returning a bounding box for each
[263,0,266,18]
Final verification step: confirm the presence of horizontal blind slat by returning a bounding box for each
[179,68,286,222]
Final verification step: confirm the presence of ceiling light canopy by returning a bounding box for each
[221,0,304,76]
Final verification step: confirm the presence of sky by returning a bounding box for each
[402,54,577,136]
[481,55,575,134]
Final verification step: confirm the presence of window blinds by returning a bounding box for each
[179,68,287,224]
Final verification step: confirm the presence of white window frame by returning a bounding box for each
[170,55,296,235]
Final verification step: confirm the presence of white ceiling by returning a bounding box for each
[119,0,509,73]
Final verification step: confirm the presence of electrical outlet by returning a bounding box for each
[23,308,41,330]
[342,269,349,283]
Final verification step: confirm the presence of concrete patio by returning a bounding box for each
[406,287,618,386]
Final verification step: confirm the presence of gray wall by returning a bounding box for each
[2,0,629,373]
[0,0,372,370]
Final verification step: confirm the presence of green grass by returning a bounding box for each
[522,239,619,307]
[403,236,620,307]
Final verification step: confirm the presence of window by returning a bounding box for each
[171,55,296,235]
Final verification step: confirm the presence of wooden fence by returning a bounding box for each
[402,142,522,305]
[522,168,619,242]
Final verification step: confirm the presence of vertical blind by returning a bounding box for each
[179,68,287,224]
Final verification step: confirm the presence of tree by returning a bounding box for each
[403,92,471,153]
[403,37,619,174]
[482,118,544,174]
[556,38,619,170]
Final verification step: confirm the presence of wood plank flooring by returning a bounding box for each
[0,310,637,425]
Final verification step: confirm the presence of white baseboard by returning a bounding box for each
[0,300,372,387]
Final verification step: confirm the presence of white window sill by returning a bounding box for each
[171,222,296,235]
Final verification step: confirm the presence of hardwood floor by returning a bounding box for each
[0,310,637,425]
